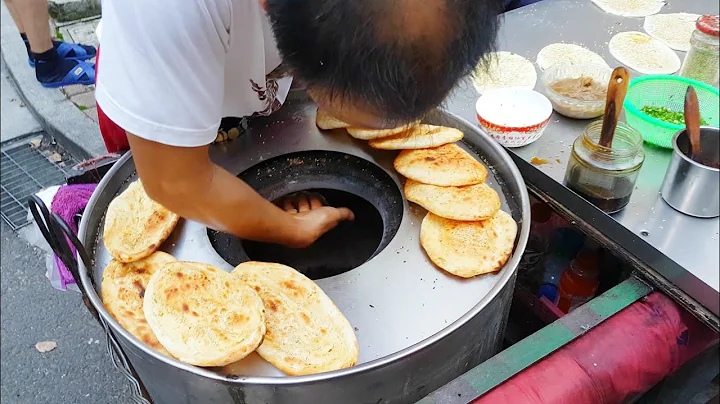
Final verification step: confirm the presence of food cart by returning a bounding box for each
[36,0,718,403]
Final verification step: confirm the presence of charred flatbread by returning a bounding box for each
[101,251,176,356]
[144,262,265,367]
[393,144,487,186]
[404,180,501,221]
[420,210,517,278]
[103,180,179,263]
[232,262,358,376]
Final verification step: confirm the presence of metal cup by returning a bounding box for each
[660,127,720,218]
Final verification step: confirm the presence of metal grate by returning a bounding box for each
[1,144,69,229]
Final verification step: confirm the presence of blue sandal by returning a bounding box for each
[40,61,95,88]
[29,41,97,68]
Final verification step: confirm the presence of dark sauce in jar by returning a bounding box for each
[567,178,634,214]
[564,121,645,214]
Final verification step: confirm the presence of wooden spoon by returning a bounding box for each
[684,85,702,162]
[599,67,630,148]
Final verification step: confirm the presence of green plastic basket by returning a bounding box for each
[624,75,720,149]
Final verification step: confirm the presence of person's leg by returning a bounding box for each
[4,0,95,87]
[8,0,53,54]
[4,0,26,33]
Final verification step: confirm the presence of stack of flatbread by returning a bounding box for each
[101,180,358,374]
[317,110,518,278]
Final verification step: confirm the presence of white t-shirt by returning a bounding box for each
[95,0,292,147]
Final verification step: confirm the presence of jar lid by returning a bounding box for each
[697,14,719,37]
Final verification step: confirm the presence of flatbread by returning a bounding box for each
[644,13,701,52]
[393,144,488,186]
[609,31,681,75]
[103,180,179,263]
[316,109,350,130]
[369,125,464,150]
[347,126,412,140]
[232,262,358,376]
[144,262,265,367]
[536,43,609,71]
[420,210,517,278]
[101,251,176,356]
[404,180,501,221]
[591,0,665,18]
[472,51,538,94]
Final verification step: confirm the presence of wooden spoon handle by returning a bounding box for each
[684,85,702,161]
[599,67,630,148]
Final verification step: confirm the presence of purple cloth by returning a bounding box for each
[50,183,97,289]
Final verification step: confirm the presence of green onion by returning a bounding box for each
[640,106,708,126]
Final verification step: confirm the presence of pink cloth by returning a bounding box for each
[50,183,97,289]
[475,292,718,403]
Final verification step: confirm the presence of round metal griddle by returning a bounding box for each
[77,92,530,404]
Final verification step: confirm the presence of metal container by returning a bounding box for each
[661,127,720,218]
[76,92,530,404]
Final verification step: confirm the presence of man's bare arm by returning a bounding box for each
[127,133,353,248]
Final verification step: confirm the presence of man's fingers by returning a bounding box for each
[282,198,298,213]
[309,196,323,210]
[297,196,311,213]
[332,207,355,222]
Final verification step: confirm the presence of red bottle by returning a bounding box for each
[557,249,600,313]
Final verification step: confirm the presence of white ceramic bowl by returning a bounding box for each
[476,88,553,148]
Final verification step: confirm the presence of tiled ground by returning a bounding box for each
[58,18,99,123]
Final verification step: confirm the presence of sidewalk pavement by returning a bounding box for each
[0,1,104,159]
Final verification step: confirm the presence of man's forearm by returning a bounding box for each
[126,132,301,246]
[148,162,300,245]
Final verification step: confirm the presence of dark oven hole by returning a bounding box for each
[243,189,382,279]
[207,151,403,280]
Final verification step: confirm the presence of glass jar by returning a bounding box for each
[679,14,719,87]
[564,120,645,214]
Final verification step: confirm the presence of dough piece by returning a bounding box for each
[347,126,412,140]
[232,262,358,376]
[591,0,665,18]
[102,251,176,356]
[316,109,350,130]
[369,125,463,150]
[472,51,538,94]
[144,262,265,367]
[609,31,681,74]
[404,180,501,221]
[103,180,179,263]
[393,144,488,186]
[536,43,609,71]
[644,13,701,52]
[420,210,517,278]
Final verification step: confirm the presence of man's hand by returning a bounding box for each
[278,192,355,248]
[127,133,353,248]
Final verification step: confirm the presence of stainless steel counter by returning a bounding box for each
[445,0,720,319]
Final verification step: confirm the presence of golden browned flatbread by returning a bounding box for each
[369,125,464,150]
[232,262,358,376]
[144,262,265,367]
[101,251,176,356]
[420,210,517,278]
[346,126,410,140]
[393,144,488,186]
[404,180,501,221]
[316,109,350,130]
[103,180,179,263]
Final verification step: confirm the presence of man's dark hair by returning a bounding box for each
[266,0,504,124]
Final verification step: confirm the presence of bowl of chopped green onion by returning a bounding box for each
[624,75,720,149]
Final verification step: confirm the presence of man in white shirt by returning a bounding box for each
[96,0,504,248]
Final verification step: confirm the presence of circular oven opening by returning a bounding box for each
[208,151,403,280]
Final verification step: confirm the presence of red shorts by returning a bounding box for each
[95,48,130,153]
